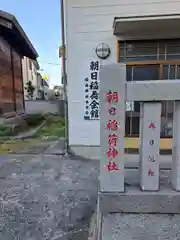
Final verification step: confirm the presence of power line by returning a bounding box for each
[38,61,61,66]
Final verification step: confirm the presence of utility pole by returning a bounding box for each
[60,0,69,153]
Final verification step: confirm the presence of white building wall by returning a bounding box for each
[22,57,39,100]
[65,0,180,146]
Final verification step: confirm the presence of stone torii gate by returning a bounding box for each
[97,63,180,225]
[100,63,180,193]
[96,63,180,239]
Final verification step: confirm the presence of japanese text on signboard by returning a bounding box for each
[84,60,100,120]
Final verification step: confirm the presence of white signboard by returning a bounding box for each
[84,60,100,120]
[126,101,134,111]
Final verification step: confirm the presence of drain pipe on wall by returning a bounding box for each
[61,0,70,154]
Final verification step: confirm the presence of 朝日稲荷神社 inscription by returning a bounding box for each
[105,91,119,172]
[84,60,100,120]
[100,64,126,192]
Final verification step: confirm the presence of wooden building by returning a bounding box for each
[0,10,38,116]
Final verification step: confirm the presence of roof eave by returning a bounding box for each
[0,10,38,59]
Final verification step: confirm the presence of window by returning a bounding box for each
[119,39,180,62]
[118,39,180,138]
[127,65,160,81]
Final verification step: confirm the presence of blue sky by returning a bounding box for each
[1,0,62,88]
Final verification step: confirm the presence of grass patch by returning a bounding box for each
[25,113,45,127]
[0,125,12,137]
[37,115,65,138]
[0,114,45,138]
[0,138,42,154]
[0,115,65,153]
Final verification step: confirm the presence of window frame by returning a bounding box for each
[117,40,180,139]
[117,40,180,80]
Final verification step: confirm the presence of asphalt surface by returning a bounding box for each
[0,154,99,240]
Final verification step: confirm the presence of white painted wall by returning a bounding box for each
[22,57,39,100]
[65,0,180,146]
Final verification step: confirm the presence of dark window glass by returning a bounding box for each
[167,45,180,54]
[126,44,157,56]
[126,66,132,82]
[128,65,160,81]
[166,54,180,60]
[163,65,180,79]
[163,65,176,79]
[121,56,157,62]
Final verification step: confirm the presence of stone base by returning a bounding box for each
[99,169,180,214]
[101,213,180,240]
[99,188,180,214]
[70,146,172,168]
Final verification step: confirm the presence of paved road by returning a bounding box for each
[0,154,99,240]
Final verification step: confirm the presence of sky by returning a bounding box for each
[1,0,62,88]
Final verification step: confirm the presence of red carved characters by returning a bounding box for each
[106,90,119,104]
[148,168,155,176]
[149,122,156,129]
[108,134,118,147]
[105,90,120,172]
[106,120,118,131]
[108,107,116,116]
[106,161,118,172]
[107,147,118,158]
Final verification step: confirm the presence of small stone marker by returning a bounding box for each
[99,64,126,192]
[172,101,180,191]
[140,102,161,191]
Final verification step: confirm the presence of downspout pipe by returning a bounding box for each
[61,0,70,154]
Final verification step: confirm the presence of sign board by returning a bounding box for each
[126,101,134,111]
[84,60,100,120]
[100,64,126,192]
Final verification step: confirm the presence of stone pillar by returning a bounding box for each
[139,103,144,170]
[99,64,126,192]
[140,102,161,191]
[171,101,180,191]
